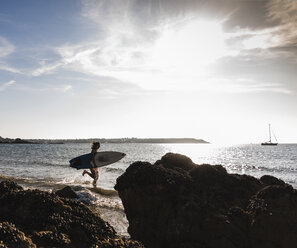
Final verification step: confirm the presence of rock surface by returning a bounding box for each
[0,180,144,248]
[115,152,297,248]
[55,186,79,199]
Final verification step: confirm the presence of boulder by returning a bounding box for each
[55,186,78,199]
[115,153,297,248]
[247,184,297,248]
[260,175,286,186]
[155,152,195,171]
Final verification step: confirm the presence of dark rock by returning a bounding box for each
[0,181,144,248]
[0,180,23,195]
[0,222,35,248]
[115,152,297,248]
[260,175,286,186]
[155,152,195,171]
[32,231,71,247]
[247,185,297,248]
[55,186,78,199]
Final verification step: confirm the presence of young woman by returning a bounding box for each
[82,141,100,186]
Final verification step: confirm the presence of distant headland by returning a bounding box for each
[0,136,209,144]
[0,137,32,144]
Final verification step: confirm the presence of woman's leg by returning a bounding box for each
[82,170,95,179]
[91,168,99,186]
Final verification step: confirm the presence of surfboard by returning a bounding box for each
[69,151,126,170]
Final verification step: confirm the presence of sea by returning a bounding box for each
[0,143,296,236]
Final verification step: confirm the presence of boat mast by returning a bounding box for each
[269,123,271,142]
[262,124,277,145]
[269,123,271,143]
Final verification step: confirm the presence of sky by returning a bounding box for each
[0,0,296,144]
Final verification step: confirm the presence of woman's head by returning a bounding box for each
[91,141,100,150]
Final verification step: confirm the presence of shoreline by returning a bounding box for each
[0,180,142,247]
[0,137,209,144]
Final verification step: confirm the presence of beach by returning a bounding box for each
[0,143,296,247]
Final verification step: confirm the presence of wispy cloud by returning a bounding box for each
[220,80,292,95]
[31,61,63,76]
[30,0,177,78]
[227,0,297,57]
[0,63,22,74]
[30,38,154,81]
[0,36,22,74]
[18,84,73,93]
[0,80,15,91]
[0,36,14,57]
[62,85,72,92]
[196,77,293,95]
[267,0,297,39]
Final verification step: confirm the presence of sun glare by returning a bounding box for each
[149,20,227,72]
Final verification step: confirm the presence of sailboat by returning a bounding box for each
[261,124,278,146]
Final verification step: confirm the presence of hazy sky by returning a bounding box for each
[0,0,296,144]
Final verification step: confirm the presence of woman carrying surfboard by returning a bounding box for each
[82,142,100,186]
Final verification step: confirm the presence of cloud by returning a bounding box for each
[0,36,14,58]
[37,84,72,92]
[28,0,297,96]
[0,37,22,74]
[59,85,72,92]
[222,0,277,31]
[93,76,163,98]
[16,83,73,93]
[0,80,15,91]
[209,50,297,96]
[267,0,297,28]
[0,64,22,74]
[207,78,293,95]
[81,0,273,31]
[231,1,297,55]
[30,37,154,80]
[31,61,63,76]
[81,0,281,32]
[265,0,297,51]
[32,2,232,81]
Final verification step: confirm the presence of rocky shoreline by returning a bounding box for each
[1,153,296,248]
[0,181,143,248]
[115,153,297,248]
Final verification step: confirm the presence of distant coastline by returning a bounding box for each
[0,136,209,144]
[0,137,33,144]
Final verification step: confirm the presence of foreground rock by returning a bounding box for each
[55,186,79,199]
[115,153,297,248]
[0,180,143,248]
